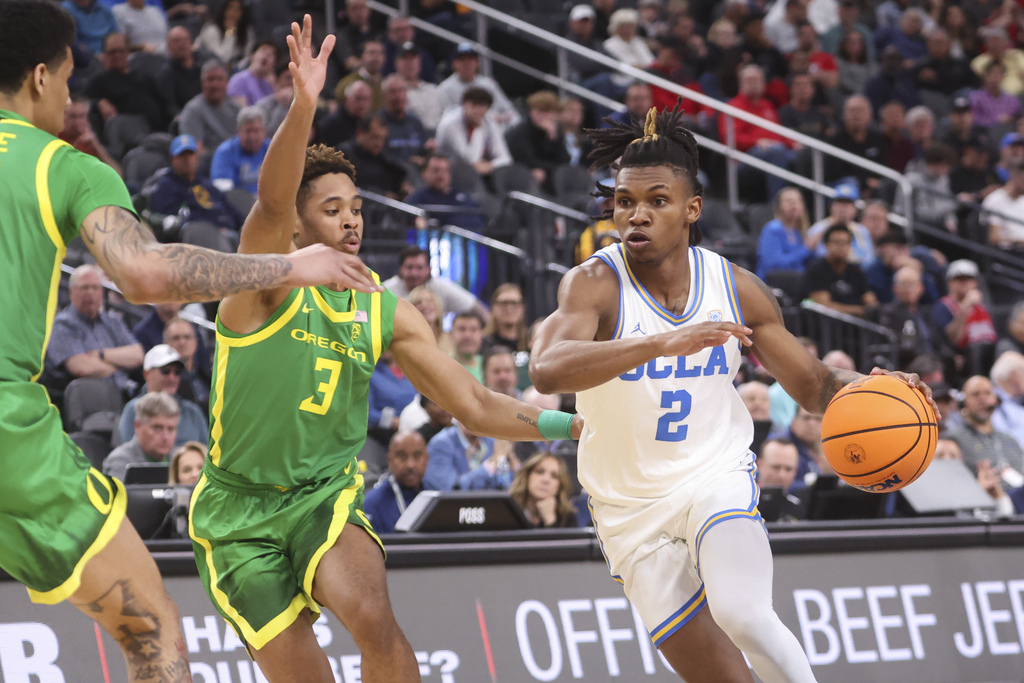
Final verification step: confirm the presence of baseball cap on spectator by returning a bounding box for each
[946,259,979,280]
[1001,132,1024,149]
[952,96,970,112]
[144,344,184,371]
[169,135,198,156]
[454,42,477,58]
[569,4,596,21]
[398,41,418,57]
[833,182,859,201]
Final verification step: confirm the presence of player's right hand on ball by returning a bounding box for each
[285,244,383,293]
[658,322,752,357]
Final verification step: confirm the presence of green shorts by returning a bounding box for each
[189,461,382,650]
[0,382,127,604]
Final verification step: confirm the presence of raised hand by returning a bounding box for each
[286,14,335,109]
[284,244,383,294]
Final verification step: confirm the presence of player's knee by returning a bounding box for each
[709,602,772,644]
[341,594,400,650]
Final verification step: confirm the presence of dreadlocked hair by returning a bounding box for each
[587,100,703,245]
[297,144,357,209]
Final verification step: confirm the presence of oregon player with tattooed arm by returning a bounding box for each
[0,3,382,682]
[188,18,581,682]
[529,106,937,683]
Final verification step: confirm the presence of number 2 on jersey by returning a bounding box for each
[656,389,691,442]
[299,357,342,415]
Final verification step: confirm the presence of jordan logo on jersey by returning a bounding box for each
[632,322,645,336]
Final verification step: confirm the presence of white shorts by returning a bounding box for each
[589,452,765,647]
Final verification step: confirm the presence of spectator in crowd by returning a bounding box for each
[382,15,436,83]
[45,265,143,395]
[591,0,616,41]
[226,40,276,108]
[194,0,253,67]
[606,81,654,127]
[402,393,453,445]
[332,0,385,73]
[408,286,452,353]
[764,0,806,54]
[179,59,240,153]
[564,4,606,82]
[835,27,876,96]
[379,74,430,167]
[645,35,706,122]
[559,96,590,167]
[756,438,805,519]
[210,106,269,194]
[947,375,1024,479]
[576,178,619,263]
[701,18,742,101]
[449,311,485,382]
[903,142,958,231]
[118,344,208,447]
[876,265,941,366]
[156,27,202,120]
[864,227,944,304]
[995,133,1024,183]
[905,105,936,167]
[59,95,121,174]
[878,101,915,174]
[982,159,1024,249]
[932,381,962,434]
[367,351,418,448]
[951,138,1000,206]
[720,64,795,201]
[112,0,168,54]
[757,186,813,279]
[168,440,206,486]
[738,380,775,454]
[509,452,578,528]
[422,420,495,491]
[86,32,168,131]
[63,0,119,55]
[864,45,922,115]
[339,117,408,198]
[806,183,873,263]
[989,351,1024,450]
[805,223,878,317]
[505,90,571,193]
[822,0,875,59]
[874,8,928,62]
[914,28,977,97]
[941,97,985,157]
[147,134,243,231]
[970,26,1024,96]
[133,302,190,351]
[435,87,513,180]
[996,302,1024,358]
[483,346,520,399]
[969,61,1021,129]
[253,59,293,137]
[318,79,372,149]
[793,21,840,92]
[825,95,886,193]
[437,43,520,132]
[603,9,655,89]
[406,153,485,230]
[766,336,818,435]
[383,246,488,318]
[394,41,443,133]
[940,4,975,59]
[363,431,432,534]
[333,38,386,113]
[779,72,831,140]
[482,284,528,353]
[779,406,825,485]
[933,259,998,377]
[162,316,211,410]
[103,392,178,481]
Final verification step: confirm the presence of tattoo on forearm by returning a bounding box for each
[80,579,190,682]
[83,206,294,302]
[742,268,785,324]
[517,413,537,427]
[816,367,862,413]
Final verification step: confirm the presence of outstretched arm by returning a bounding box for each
[389,299,581,440]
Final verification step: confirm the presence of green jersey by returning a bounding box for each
[0,109,133,383]
[209,280,397,486]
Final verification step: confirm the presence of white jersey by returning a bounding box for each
[576,244,754,507]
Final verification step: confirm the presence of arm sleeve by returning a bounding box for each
[50,145,135,244]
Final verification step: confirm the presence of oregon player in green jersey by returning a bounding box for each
[0,3,384,682]
[190,18,582,682]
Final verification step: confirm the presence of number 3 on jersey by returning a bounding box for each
[299,357,342,415]
[656,389,691,442]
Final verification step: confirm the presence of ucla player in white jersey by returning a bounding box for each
[530,105,936,683]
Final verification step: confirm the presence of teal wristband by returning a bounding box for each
[537,410,575,441]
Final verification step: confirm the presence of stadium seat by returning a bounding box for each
[553,165,594,211]
[742,202,776,237]
[493,163,541,196]
[69,431,113,470]
[63,378,124,433]
[448,155,486,195]
[123,144,171,193]
[225,188,256,218]
[104,114,152,161]
[181,221,235,252]
[128,52,169,80]
[764,269,806,307]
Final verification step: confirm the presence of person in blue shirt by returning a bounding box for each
[756,186,813,279]
[422,421,495,491]
[210,106,269,194]
[62,0,119,55]
[367,351,418,448]
[363,431,432,534]
[405,152,486,231]
[147,134,243,231]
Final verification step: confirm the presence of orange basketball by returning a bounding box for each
[820,374,938,493]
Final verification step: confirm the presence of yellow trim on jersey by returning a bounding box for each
[188,475,310,650]
[308,286,357,323]
[208,345,231,467]
[216,289,305,348]
[27,476,127,605]
[0,119,34,128]
[651,587,707,643]
[618,244,705,325]
[370,273,382,363]
[32,139,70,381]
[300,474,368,600]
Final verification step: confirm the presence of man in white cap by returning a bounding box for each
[564,4,606,81]
[932,259,998,376]
[117,344,209,447]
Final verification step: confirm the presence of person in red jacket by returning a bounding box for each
[719,63,796,200]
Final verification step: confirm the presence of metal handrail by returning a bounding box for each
[506,191,591,223]
[799,300,898,339]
